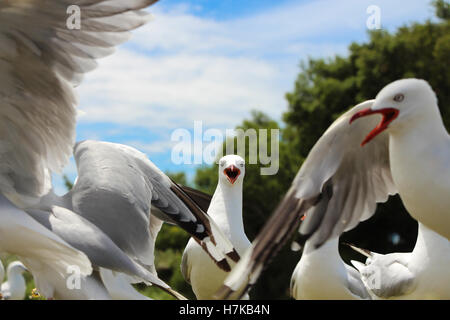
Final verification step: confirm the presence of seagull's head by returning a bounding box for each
[218,155,245,186]
[7,261,27,275]
[350,79,438,146]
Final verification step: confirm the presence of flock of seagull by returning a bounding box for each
[0,0,448,300]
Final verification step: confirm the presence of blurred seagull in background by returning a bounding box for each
[290,237,370,300]
[350,223,450,299]
[217,79,450,299]
[182,155,250,300]
[0,261,28,300]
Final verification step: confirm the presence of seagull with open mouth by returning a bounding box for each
[182,155,251,300]
[216,78,450,299]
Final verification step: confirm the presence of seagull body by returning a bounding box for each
[26,140,239,299]
[182,155,250,300]
[1,0,240,299]
[0,0,161,299]
[218,79,450,299]
[352,223,450,300]
[291,238,370,300]
[0,261,27,300]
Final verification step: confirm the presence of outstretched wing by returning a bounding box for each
[70,140,239,272]
[217,100,397,299]
[0,0,157,200]
[0,194,92,280]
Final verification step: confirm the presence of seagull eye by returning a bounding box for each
[239,163,244,168]
[219,161,226,167]
[393,94,404,102]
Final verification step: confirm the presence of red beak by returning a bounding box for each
[224,165,240,184]
[349,107,399,146]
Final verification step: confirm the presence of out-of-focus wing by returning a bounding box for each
[0,0,157,201]
[0,194,92,280]
[216,100,397,299]
[70,140,239,272]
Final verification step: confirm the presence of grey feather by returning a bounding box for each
[0,0,158,200]
[25,205,181,297]
[69,141,238,271]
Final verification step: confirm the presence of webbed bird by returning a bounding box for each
[0,0,162,300]
[0,261,28,300]
[350,223,450,300]
[182,155,250,300]
[217,79,450,299]
[1,0,240,299]
[28,141,239,299]
[290,237,370,300]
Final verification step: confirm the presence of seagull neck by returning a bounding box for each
[390,106,448,143]
[208,182,244,236]
[303,237,340,260]
[412,223,449,258]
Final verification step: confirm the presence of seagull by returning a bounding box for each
[350,223,450,299]
[1,0,240,299]
[182,155,251,300]
[290,237,370,300]
[217,78,450,299]
[0,261,28,300]
[0,0,161,299]
[27,141,239,299]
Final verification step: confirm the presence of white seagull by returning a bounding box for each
[0,261,28,300]
[0,0,159,299]
[1,0,240,299]
[290,237,370,300]
[350,223,450,299]
[182,155,251,300]
[217,79,450,299]
[27,140,240,299]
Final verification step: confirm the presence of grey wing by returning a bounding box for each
[71,140,238,272]
[0,0,157,199]
[217,100,397,299]
[25,206,145,274]
[0,194,92,277]
[352,254,416,299]
[25,205,183,298]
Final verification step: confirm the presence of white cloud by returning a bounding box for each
[74,0,434,156]
[77,50,287,129]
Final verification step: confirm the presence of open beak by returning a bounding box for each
[349,107,399,146]
[224,165,240,184]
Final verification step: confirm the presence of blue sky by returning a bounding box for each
[54,0,436,194]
